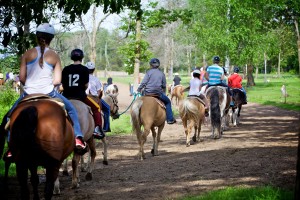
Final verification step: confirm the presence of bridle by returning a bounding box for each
[107,94,119,119]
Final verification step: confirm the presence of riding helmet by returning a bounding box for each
[36,23,55,35]
[213,56,220,63]
[149,58,160,68]
[234,67,239,73]
[86,61,95,69]
[71,49,84,61]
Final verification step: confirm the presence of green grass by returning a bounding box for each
[108,113,133,135]
[246,75,300,111]
[179,186,293,200]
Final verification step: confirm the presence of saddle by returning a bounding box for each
[5,94,71,131]
[187,95,206,107]
[145,94,166,109]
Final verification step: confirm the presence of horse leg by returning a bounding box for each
[85,139,96,181]
[186,120,194,147]
[71,154,81,188]
[44,165,60,200]
[62,158,69,176]
[139,127,150,160]
[150,127,157,155]
[192,125,197,143]
[16,162,30,200]
[101,137,108,165]
[182,118,190,146]
[53,177,60,195]
[29,166,39,200]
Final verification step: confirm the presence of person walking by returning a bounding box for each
[61,49,105,139]
[137,58,176,124]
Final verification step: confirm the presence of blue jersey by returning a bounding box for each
[206,64,224,85]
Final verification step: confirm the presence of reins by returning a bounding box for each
[117,92,141,116]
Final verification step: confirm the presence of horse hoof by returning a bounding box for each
[71,183,79,189]
[103,160,108,165]
[85,172,92,181]
[62,170,69,176]
[151,149,154,155]
[186,143,190,147]
[192,136,196,142]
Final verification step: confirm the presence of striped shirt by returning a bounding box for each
[206,64,224,85]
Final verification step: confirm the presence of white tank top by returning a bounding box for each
[23,46,54,94]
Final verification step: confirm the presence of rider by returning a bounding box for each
[171,72,181,94]
[228,67,247,104]
[137,58,176,124]
[61,49,105,139]
[85,61,111,132]
[205,56,234,106]
[182,69,209,116]
[4,23,87,159]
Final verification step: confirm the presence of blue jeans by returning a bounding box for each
[101,99,111,132]
[8,90,84,141]
[241,87,247,101]
[158,93,175,122]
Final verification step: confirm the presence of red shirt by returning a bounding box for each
[228,73,242,88]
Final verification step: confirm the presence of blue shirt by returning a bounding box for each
[206,64,224,85]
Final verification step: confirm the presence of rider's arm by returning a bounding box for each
[52,53,62,87]
[19,53,27,85]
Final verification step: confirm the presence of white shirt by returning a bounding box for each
[188,78,202,96]
[86,74,103,96]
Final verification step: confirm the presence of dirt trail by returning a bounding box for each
[2,82,300,200]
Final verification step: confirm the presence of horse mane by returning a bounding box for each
[11,106,38,157]
[210,89,221,128]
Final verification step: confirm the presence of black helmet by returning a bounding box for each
[213,56,220,63]
[71,49,84,61]
[234,67,239,73]
[149,58,160,68]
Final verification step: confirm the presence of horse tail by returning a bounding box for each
[11,106,38,156]
[210,88,221,128]
[131,99,143,136]
[180,99,199,123]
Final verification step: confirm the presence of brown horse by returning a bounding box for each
[60,99,108,189]
[4,96,74,200]
[179,97,206,146]
[205,86,230,139]
[130,96,166,160]
[171,85,184,106]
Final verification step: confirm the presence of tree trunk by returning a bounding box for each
[168,38,174,80]
[294,19,300,75]
[133,9,143,91]
[246,64,255,86]
[278,52,281,78]
[264,52,267,83]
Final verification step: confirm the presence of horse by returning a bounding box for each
[105,84,119,97]
[171,85,184,106]
[1,95,74,200]
[130,96,166,160]
[231,89,246,127]
[102,93,120,120]
[205,86,230,139]
[179,97,206,146]
[60,99,108,190]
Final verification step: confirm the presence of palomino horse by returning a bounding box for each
[205,86,230,139]
[1,95,74,200]
[179,96,206,146]
[171,85,184,106]
[102,94,120,120]
[231,89,246,127]
[60,99,108,190]
[130,96,166,160]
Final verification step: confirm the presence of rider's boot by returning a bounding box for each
[93,126,106,139]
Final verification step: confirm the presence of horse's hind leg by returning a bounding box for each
[72,154,81,188]
[101,137,108,165]
[29,166,39,200]
[85,139,96,181]
[44,165,60,200]
[16,162,30,200]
